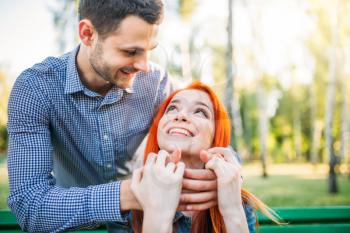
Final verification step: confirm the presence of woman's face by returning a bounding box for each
[157,90,215,165]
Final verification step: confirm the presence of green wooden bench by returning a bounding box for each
[1,206,350,232]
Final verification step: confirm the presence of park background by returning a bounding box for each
[0,0,350,210]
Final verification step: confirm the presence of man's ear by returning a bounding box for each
[79,19,96,46]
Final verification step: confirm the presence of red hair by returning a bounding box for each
[133,81,279,233]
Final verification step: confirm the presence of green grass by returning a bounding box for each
[243,174,350,207]
[0,161,350,209]
[0,157,8,209]
[0,182,8,210]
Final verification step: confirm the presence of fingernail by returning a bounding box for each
[187,205,192,210]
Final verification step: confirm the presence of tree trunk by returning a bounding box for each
[325,1,339,193]
[241,0,267,175]
[225,0,237,149]
[233,95,245,154]
[258,86,268,177]
[310,84,318,165]
[293,109,302,161]
[340,60,349,164]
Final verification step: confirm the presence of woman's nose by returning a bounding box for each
[175,110,188,122]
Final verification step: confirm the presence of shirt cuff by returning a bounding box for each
[88,181,129,223]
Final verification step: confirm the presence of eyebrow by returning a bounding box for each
[121,43,159,52]
[169,99,213,113]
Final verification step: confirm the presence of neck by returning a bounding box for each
[76,45,113,96]
[181,153,204,169]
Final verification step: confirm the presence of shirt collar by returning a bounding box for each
[64,45,84,95]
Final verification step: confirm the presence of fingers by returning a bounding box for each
[208,147,236,164]
[132,167,143,184]
[174,162,185,178]
[167,148,182,163]
[166,162,176,172]
[182,177,217,191]
[205,156,226,178]
[145,153,157,167]
[180,190,217,204]
[199,150,213,163]
[131,168,143,194]
[177,204,187,211]
[184,168,216,180]
[186,200,218,211]
[155,150,168,167]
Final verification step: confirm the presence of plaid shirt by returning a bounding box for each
[7,46,173,232]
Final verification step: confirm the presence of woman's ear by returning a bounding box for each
[78,19,96,46]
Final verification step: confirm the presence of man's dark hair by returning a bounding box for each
[79,0,163,38]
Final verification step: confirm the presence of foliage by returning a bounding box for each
[0,71,10,153]
[0,127,7,154]
[48,0,350,167]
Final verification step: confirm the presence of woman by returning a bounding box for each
[131,81,278,233]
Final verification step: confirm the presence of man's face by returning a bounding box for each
[89,15,159,89]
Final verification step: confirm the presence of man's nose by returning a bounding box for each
[133,53,149,73]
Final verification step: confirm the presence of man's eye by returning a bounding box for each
[125,50,137,56]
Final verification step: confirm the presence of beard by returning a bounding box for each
[89,41,138,89]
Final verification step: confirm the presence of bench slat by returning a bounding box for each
[2,207,350,232]
[257,206,350,224]
[260,223,350,233]
[0,210,18,228]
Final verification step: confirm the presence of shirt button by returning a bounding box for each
[107,163,112,168]
[103,135,109,140]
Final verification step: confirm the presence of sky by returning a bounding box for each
[0,0,61,85]
[0,0,312,88]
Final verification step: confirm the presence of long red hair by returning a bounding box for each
[133,81,279,233]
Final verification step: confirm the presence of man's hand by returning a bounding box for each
[120,179,142,211]
[178,167,218,211]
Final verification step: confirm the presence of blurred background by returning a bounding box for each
[0,0,349,209]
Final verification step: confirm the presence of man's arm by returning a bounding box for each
[7,74,126,232]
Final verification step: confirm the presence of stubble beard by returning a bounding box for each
[90,43,136,89]
[89,43,114,85]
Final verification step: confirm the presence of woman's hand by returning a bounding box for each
[131,150,185,233]
[204,147,249,233]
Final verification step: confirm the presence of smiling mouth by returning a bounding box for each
[167,127,194,137]
[120,70,136,77]
[120,67,139,77]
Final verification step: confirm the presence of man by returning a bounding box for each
[7,0,219,232]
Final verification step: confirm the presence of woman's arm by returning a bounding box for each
[205,148,250,233]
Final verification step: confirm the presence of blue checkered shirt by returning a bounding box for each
[7,46,173,232]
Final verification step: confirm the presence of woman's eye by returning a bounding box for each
[166,105,177,113]
[194,108,209,118]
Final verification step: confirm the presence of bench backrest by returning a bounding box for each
[257,206,350,233]
[1,206,350,232]
[257,206,350,224]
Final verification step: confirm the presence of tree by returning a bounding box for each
[0,70,10,153]
[225,0,237,149]
[51,0,79,53]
